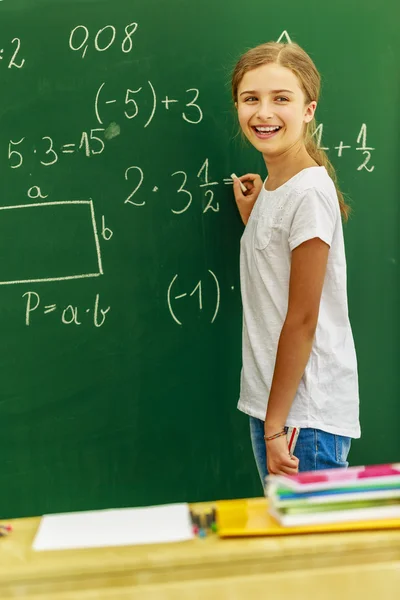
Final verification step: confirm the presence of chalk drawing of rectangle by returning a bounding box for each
[0,200,103,285]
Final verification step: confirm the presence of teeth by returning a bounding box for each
[255,126,280,133]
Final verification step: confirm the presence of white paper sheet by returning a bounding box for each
[32,503,194,551]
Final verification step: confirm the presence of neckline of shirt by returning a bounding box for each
[263,166,326,195]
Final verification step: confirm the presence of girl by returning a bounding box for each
[231,42,360,484]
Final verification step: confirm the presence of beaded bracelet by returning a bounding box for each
[264,428,286,442]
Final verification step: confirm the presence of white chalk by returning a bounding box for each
[231,173,247,193]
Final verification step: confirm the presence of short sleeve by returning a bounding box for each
[288,188,337,251]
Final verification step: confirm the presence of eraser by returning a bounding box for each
[231,173,247,193]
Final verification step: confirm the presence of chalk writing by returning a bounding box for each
[7,130,107,168]
[95,81,203,127]
[23,292,110,327]
[0,37,25,69]
[167,270,220,326]
[0,201,103,286]
[312,122,376,172]
[69,23,138,59]
[123,158,223,214]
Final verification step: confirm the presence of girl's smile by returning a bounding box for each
[251,125,283,140]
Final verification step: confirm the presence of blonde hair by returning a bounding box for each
[232,42,350,221]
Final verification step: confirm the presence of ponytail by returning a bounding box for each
[305,120,350,222]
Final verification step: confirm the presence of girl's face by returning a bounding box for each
[236,63,316,158]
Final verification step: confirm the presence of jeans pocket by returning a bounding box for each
[334,435,351,466]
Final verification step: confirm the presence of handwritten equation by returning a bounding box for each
[124,158,237,214]
[95,81,203,127]
[314,123,375,172]
[23,292,110,327]
[7,129,108,168]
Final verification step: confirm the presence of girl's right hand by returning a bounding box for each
[232,173,263,225]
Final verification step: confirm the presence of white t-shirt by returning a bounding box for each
[238,166,360,438]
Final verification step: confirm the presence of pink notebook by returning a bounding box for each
[269,463,400,492]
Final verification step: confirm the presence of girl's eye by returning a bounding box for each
[275,96,289,102]
[244,96,257,103]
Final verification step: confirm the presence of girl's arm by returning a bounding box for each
[264,236,330,475]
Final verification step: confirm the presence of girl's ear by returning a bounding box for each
[235,101,238,110]
[304,100,317,123]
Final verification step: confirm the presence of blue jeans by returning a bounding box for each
[250,416,351,489]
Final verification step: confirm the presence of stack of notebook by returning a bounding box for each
[266,463,400,527]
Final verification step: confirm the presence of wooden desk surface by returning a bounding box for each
[1,501,400,599]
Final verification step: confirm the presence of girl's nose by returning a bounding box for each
[256,101,274,121]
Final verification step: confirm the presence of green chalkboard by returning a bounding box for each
[0,1,398,519]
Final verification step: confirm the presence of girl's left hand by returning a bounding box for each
[266,436,299,475]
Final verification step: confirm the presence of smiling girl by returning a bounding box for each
[232,42,360,483]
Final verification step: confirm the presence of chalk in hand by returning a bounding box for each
[231,173,247,193]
